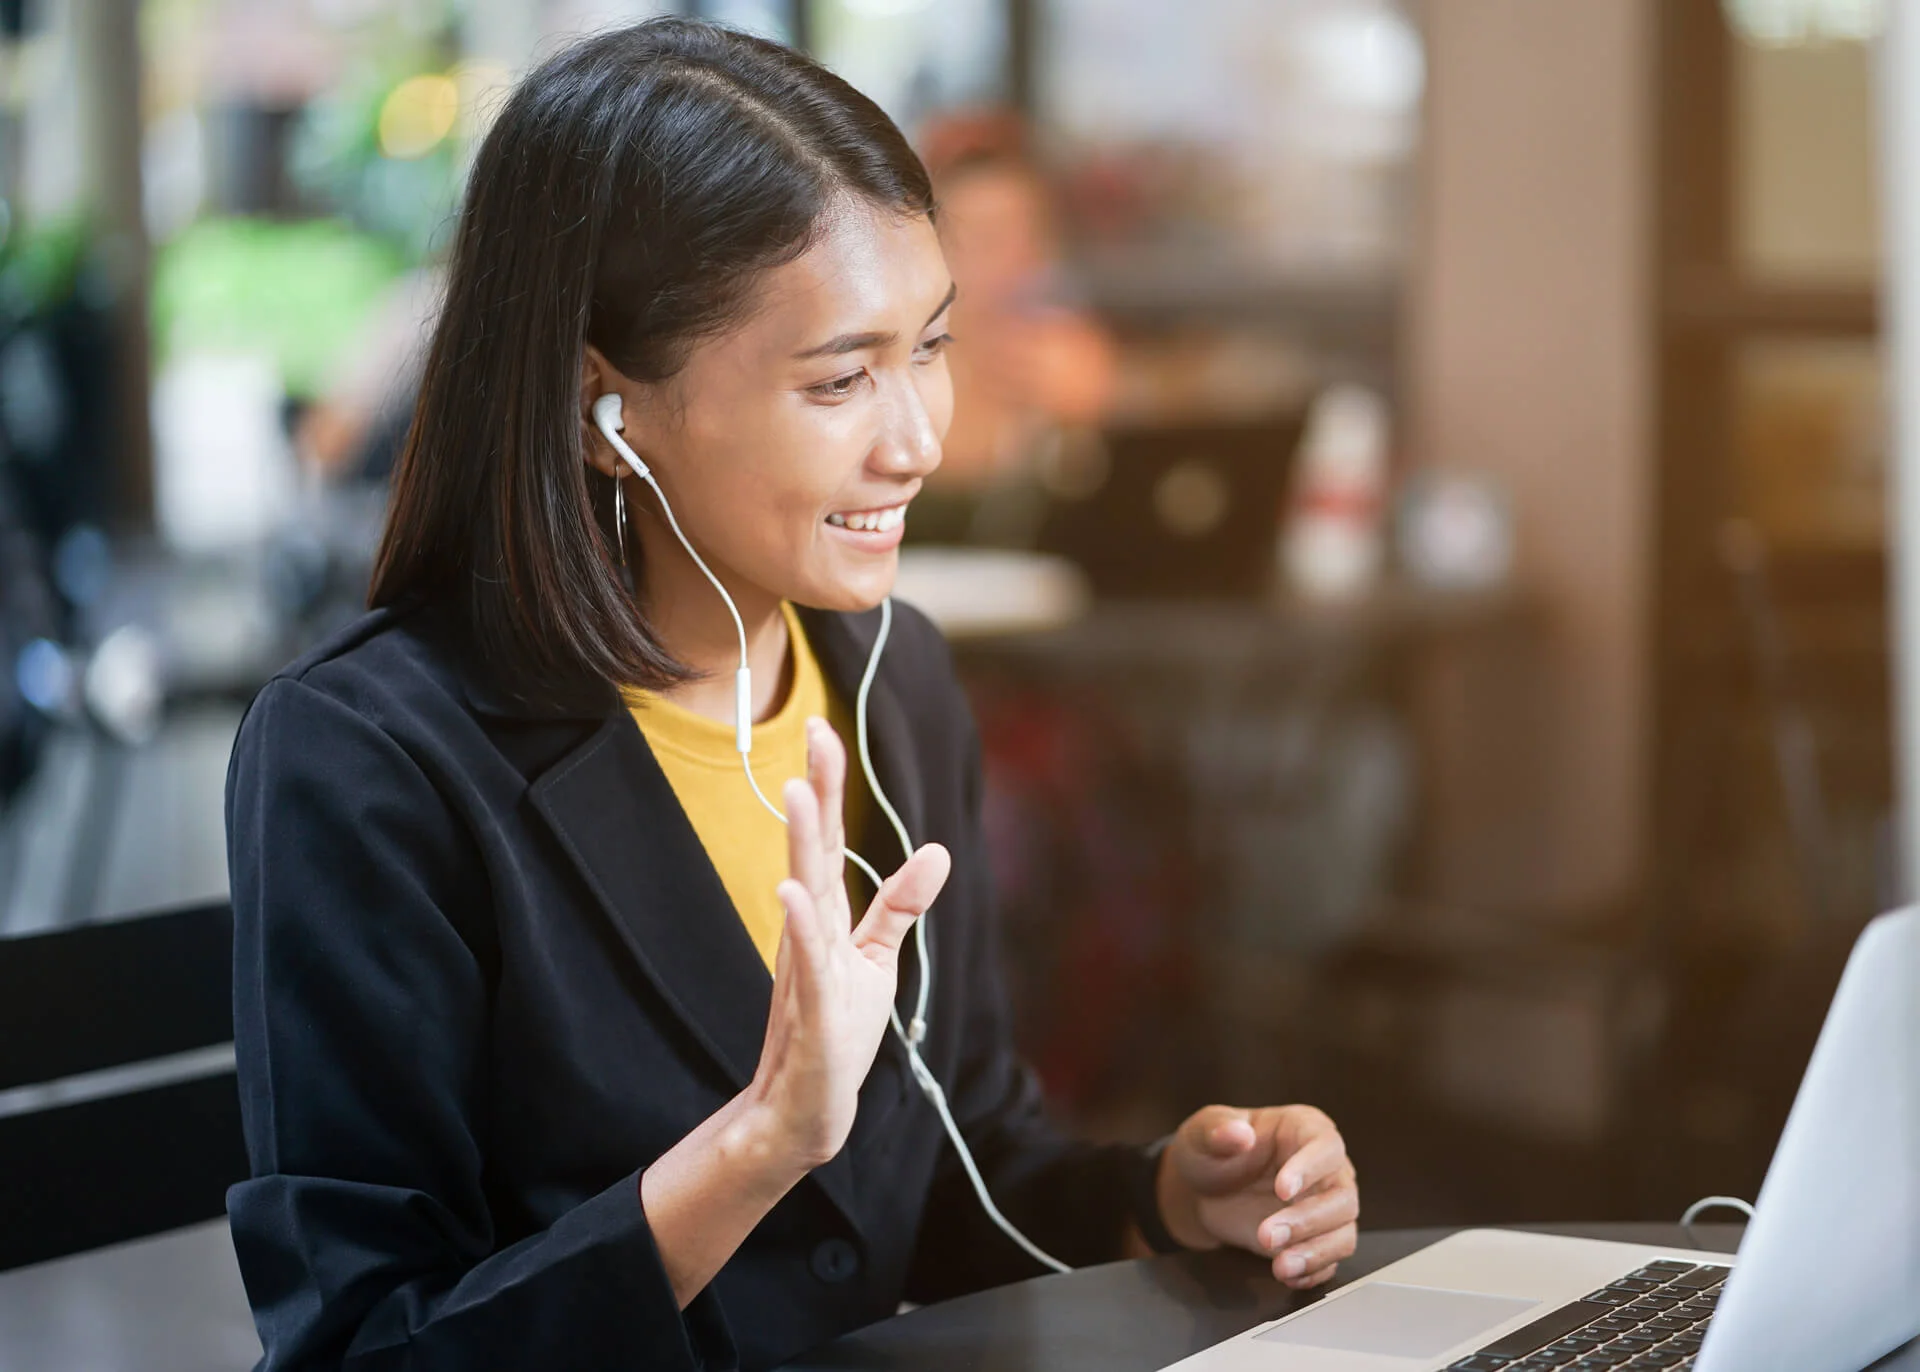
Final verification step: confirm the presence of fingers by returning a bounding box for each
[1174,1105,1275,1197]
[1255,1166,1360,1254]
[1277,1254,1343,1291]
[805,718,847,866]
[783,773,828,899]
[853,843,951,960]
[1272,1221,1356,1289]
[775,877,828,985]
[1272,1112,1348,1203]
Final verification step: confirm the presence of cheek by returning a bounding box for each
[924,364,956,442]
[702,411,851,552]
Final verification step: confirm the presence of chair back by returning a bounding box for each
[0,901,244,1271]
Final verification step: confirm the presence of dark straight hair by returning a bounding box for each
[369,18,936,708]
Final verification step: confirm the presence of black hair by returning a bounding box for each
[369,17,935,706]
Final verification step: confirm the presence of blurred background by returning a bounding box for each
[0,0,1904,1354]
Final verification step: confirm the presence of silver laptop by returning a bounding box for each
[1163,907,1920,1372]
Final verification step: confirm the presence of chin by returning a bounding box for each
[804,562,899,614]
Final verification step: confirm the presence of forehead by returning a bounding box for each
[736,199,950,357]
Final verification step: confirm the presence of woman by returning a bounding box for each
[226,19,1359,1371]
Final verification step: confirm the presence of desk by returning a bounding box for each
[780,1223,1920,1371]
[6,1220,1911,1371]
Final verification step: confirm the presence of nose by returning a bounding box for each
[869,371,943,480]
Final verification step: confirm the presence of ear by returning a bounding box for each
[580,344,636,480]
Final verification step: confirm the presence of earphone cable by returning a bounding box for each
[599,402,1071,1275]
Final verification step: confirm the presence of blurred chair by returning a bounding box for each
[0,900,243,1271]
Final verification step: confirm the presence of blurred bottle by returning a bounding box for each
[1281,384,1389,599]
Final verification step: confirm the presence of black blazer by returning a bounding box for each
[225,598,1150,1371]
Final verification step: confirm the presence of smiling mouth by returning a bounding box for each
[825,503,908,533]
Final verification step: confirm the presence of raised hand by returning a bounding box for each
[751,716,951,1167]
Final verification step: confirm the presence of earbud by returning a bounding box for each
[592,392,650,480]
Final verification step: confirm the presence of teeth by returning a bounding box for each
[828,505,906,533]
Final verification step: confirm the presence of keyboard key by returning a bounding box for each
[1668,1265,1730,1290]
[1614,1335,1657,1353]
[1446,1357,1510,1371]
[1644,1317,1690,1334]
[1588,1288,1638,1306]
[1670,1333,1703,1353]
[1580,1350,1631,1366]
[1634,1261,1698,1278]
[1480,1301,1618,1358]
[1636,1350,1687,1368]
[1591,1317,1639,1333]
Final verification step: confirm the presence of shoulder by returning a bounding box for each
[267,602,471,722]
[229,602,494,803]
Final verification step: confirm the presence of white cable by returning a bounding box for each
[595,396,1072,1274]
[855,599,934,1043]
[1680,1195,1755,1226]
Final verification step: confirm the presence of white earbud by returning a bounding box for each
[591,393,649,479]
[591,389,1069,1275]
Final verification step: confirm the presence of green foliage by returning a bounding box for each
[0,216,93,321]
[289,50,465,263]
[150,217,406,399]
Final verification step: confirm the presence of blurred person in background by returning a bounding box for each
[292,264,440,485]
[907,110,1117,544]
[225,20,1357,1371]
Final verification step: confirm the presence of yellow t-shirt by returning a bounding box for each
[626,602,865,973]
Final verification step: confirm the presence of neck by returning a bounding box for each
[634,512,791,727]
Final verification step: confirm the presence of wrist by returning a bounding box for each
[1152,1140,1221,1252]
[722,1083,823,1194]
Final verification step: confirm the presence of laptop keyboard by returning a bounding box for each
[1443,1260,1730,1371]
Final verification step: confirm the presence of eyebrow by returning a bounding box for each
[791,282,958,361]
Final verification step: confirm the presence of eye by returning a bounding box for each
[808,368,871,401]
[915,332,956,362]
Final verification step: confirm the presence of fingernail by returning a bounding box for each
[1283,1252,1306,1278]
[1265,1224,1291,1252]
[1280,1174,1300,1201]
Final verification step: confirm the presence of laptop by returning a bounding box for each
[1162,907,1920,1372]
[1032,411,1305,600]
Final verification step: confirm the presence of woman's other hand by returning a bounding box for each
[1156,1104,1360,1290]
[750,717,951,1168]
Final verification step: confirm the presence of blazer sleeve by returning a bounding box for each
[901,689,1156,1304]
[225,678,736,1372]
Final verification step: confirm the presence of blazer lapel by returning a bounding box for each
[506,606,930,1237]
[799,604,929,859]
[527,714,773,1094]
[797,604,940,1207]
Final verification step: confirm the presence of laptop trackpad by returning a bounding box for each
[1255,1283,1538,1360]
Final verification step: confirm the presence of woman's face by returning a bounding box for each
[591,197,954,616]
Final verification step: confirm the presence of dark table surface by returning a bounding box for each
[779,1222,1919,1371]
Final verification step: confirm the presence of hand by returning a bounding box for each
[748,717,951,1169]
[1156,1104,1359,1290]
